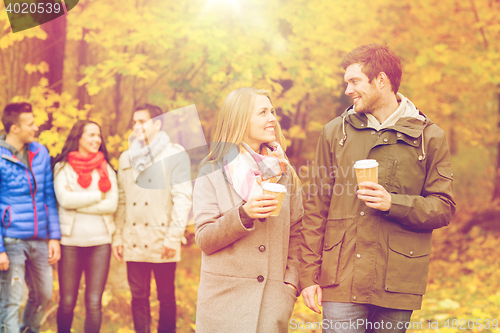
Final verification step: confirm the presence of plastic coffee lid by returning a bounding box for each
[353,159,379,169]
[262,183,287,193]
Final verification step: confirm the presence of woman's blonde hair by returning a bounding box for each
[206,87,286,162]
[203,87,300,192]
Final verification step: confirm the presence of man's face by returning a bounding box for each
[344,63,382,114]
[132,110,161,144]
[14,113,38,144]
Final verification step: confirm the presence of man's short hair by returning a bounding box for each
[341,44,402,94]
[2,102,33,134]
[134,104,163,123]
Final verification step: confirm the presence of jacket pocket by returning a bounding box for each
[2,206,11,228]
[318,228,346,287]
[385,231,432,295]
[437,164,453,181]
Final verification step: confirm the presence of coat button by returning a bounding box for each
[409,251,413,256]
[145,223,148,226]
[397,133,402,138]
[145,202,148,206]
[356,254,361,259]
[383,138,388,143]
[414,140,418,144]
[148,179,151,183]
[257,275,264,282]
[360,211,365,216]
[133,244,136,247]
[259,245,266,252]
[145,244,148,248]
[133,202,136,206]
[360,124,365,127]
[371,131,375,135]
[162,223,165,226]
[132,223,136,226]
[353,296,357,300]
[418,156,423,161]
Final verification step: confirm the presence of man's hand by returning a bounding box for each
[161,246,176,259]
[242,194,277,219]
[301,284,323,314]
[0,252,9,271]
[357,182,392,211]
[112,246,123,263]
[48,239,61,265]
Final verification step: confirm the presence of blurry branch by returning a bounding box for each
[186,55,208,83]
[40,304,58,326]
[469,0,489,50]
[133,66,170,104]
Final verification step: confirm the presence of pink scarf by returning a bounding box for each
[223,142,288,202]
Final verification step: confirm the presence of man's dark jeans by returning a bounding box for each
[126,262,177,333]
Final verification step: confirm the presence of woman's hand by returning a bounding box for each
[285,282,298,295]
[242,194,277,219]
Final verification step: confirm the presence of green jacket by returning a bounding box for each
[299,106,456,310]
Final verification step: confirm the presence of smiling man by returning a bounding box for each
[299,44,456,333]
[112,104,192,333]
[0,102,61,333]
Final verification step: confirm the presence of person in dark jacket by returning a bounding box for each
[0,102,61,333]
[300,44,456,333]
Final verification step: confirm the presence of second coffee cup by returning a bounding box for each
[262,183,287,217]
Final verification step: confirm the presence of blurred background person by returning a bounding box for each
[112,104,192,333]
[0,102,61,333]
[52,120,118,333]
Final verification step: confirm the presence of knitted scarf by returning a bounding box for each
[129,131,171,173]
[67,151,111,192]
[223,142,288,202]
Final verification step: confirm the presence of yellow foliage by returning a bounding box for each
[289,125,306,139]
[116,328,135,333]
[102,290,113,307]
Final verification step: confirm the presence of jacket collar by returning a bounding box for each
[342,106,432,139]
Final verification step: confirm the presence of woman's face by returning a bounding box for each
[78,123,102,155]
[242,94,277,151]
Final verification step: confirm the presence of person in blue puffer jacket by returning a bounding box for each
[0,102,61,333]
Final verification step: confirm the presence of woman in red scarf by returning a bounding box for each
[52,120,118,333]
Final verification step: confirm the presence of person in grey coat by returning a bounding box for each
[193,87,303,333]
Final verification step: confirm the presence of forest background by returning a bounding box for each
[1,0,500,332]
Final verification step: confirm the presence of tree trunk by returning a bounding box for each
[41,15,67,94]
[77,28,91,110]
[492,85,500,201]
[37,15,67,133]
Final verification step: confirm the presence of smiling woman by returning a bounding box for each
[51,120,118,333]
[241,94,278,152]
[193,87,303,332]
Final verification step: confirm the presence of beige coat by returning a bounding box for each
[194,163,303,333]
[112,142,192,263]
[54,162,118,238]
